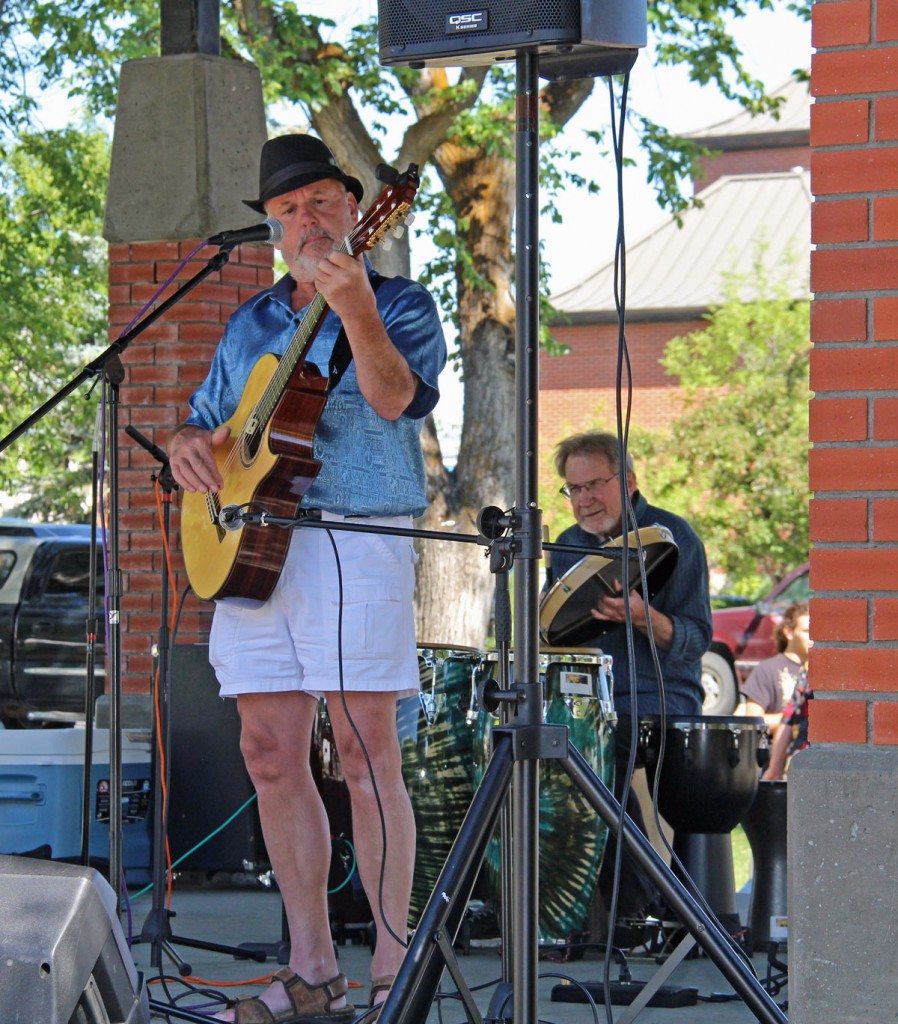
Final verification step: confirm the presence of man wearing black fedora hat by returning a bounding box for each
[170,134,446,1023]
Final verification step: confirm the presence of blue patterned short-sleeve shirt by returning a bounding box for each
[186,267,447,517]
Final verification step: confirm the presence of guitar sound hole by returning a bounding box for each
[241,428,262,467]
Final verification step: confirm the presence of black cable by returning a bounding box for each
[602,69,636,1024]
[602,71,760,984]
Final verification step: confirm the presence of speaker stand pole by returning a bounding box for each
[374,50,788,1024]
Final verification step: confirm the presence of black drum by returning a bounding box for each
[640,715,767,833]
[639,715,768,931]
[741,780,788,951]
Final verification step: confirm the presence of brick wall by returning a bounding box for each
[109,240,274,693]
[539,318,706,445]
[810,0,898,745]
[695,144,810,192]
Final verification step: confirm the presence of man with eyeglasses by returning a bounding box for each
[544,431,713,934]
[547,431,712,715]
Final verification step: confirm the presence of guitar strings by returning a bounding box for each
[213,224,366,485]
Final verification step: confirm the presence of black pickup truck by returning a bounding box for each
[0,520,104,724]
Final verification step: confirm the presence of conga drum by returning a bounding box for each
[397,644,484,924]
[474,648,616,940]
[741,779,788,950]
[641,715,767,934]
[313,644,484,929]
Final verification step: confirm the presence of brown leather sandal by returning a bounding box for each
[229,967,357,1024]
[367,975,395,1009]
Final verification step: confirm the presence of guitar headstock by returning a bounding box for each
[349,164,420,257]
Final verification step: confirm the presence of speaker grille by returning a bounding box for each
[379,0,581,62]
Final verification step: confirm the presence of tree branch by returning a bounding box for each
[396,67,489,170]
[540,77,596,133]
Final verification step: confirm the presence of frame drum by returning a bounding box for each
[539,526,679,647]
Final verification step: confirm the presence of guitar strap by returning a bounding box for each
[326,272,386,393]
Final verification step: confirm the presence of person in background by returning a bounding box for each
[740,601,811,728]
[544,431,713,929]
[546,431,713,719]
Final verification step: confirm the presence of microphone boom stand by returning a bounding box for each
[0,245,237,911]
[125,426,271,974]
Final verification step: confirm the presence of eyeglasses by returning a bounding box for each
[559,474,618,500]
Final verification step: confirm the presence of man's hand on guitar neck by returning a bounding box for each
[169,424,231,493]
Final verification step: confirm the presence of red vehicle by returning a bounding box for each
[701,562,810,714]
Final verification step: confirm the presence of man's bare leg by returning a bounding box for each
[218,690,346,1020]
[328,691,415,1005]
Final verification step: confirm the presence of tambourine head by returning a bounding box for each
[539,525,679,647]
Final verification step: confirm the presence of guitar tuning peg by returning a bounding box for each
[392,225,406,239]
[405,213,416,227]
[381,236,393,251]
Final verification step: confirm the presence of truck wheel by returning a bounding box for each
[701,651,738,715]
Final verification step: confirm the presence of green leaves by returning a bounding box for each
[634,250,810,590]
[0,125,110,518]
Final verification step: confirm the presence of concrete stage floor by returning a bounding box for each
[122,881,789,1023]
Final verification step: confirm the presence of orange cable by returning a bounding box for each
[148,971,277,988]
[152,477,180,906]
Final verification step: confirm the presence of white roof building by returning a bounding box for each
[551,77,811,323]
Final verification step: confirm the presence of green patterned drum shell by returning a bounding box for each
[398,645,484,924]
[474,649,615,940]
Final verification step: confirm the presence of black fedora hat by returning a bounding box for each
[244,135,364,213]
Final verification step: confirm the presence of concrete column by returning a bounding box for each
[103,53,272,687]
[789,746,898,1021]
[105,53,267,242]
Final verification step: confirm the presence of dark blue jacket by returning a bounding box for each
[545,492,712,716]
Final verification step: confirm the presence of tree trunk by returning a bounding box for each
[302,47,592,652]
[413,147,517,648]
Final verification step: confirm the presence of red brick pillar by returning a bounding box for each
[109,241,273,694]
[809,0,898,744]
[790,2,898,1018]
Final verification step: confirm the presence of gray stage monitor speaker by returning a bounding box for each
[378,0,647,79]
[0,854,150,1023]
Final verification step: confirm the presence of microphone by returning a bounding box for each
[208,217,285,248]
[219,505,244,531]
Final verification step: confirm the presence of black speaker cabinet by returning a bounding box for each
[168,644,267,873]
[0,855,149,1023]
[378,0,646,79]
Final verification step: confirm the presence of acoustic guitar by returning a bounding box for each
[180,166,420,602]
